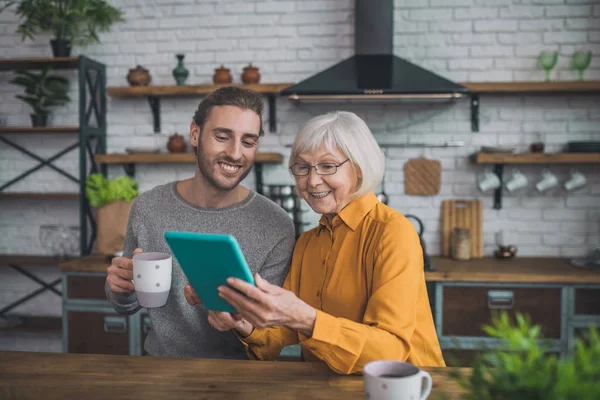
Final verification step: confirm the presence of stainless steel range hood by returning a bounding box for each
[281,0,468,102]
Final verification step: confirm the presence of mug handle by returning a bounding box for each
[418,370,433,400]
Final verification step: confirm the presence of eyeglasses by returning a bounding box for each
[289,159,350,176]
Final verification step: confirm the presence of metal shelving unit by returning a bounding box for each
[0,56,107,255]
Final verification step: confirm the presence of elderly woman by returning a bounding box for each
[185,111,445,374]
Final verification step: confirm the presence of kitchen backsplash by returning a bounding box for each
[1,0,599,259]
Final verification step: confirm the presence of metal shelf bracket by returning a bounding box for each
[148,96,161,133]
[493,164,504,210]
[471,94,480,133]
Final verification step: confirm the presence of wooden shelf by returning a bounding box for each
[474,152,600,164]
[461,81,600,94]
[106,83,293,133]
[0,57,80,72]
[107,83,292,98]
[0,192,79,200]
[95,152,284,165]
[0,126,79,134]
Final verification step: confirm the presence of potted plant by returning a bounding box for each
[451,312,600,400]
[85,173,138,255]
[1,0,125,57]
[10,64,70,127]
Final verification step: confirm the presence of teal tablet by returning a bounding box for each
[164,231,255,313]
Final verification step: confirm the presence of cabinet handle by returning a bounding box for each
[104,316,127,334]
[142,316,152,334]
[487,290,514,309]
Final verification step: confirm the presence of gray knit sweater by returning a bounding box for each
[105,181,295,359]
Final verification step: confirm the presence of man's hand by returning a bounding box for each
[106,248,143,294]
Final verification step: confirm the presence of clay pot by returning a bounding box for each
[241,63,260,84]
[167,133,187,153]
[127,65,151,86]
[213,65,232,84]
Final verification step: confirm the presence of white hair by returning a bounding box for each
[289,111,385,200]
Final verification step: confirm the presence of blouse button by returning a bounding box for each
[316,291,320,297]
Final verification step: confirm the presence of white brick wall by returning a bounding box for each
[1,0,599,313]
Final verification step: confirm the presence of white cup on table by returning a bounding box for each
[133,252,172,308]
[363,360,432,400]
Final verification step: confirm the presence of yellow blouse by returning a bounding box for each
[240,192,445,374]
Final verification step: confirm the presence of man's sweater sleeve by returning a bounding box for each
[105,199,142,315]
[257,219,295,287]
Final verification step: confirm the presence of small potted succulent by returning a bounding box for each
[1,0,125,57]
[10,64,70,127]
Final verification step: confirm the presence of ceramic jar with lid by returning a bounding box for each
[127,65,151,86]
[167,133,187,153]
[241,63,260,84]
[213,65,232,84]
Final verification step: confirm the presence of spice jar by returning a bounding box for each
[451,228,471,260]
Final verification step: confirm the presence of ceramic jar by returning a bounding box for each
[213,65,232,84]
[127,65,151,86]
[167,133,187,153]
[241,63,260,84]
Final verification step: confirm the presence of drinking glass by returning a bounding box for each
[538,51,558,82]
[571,51,592,81]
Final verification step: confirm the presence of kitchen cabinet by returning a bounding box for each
[429,257,600,367]
[59,256,600,360]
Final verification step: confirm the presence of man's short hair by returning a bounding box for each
[193,86,264,136]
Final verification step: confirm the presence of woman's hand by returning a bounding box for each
[218,273,317,337]
[207,311,254,337]
[184,284,254,337]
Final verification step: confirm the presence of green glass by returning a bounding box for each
[571,51,592,81]
[538,51,558,82]
[172,54,189,85]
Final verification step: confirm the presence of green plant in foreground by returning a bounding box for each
[452,312,600,400]
[10,65,70,116]
[85,174,138,208]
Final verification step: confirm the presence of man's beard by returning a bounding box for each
[195,143,253,191]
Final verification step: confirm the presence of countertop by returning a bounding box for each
[58,255,600,284]
[0,351,465,400]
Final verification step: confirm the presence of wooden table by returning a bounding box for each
[0,351,465,399]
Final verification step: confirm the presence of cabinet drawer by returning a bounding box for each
[67,275,107,300]
[67,311,129,355]
[442,286,562,339]
[574,289,600,315]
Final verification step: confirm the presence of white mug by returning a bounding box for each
[133,252,172,308]
[535,169,558,193]
[564,170,587,191]
[364,361,432,400]
[505,169,528,193]
[478,168,501,192]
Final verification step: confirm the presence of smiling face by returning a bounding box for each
[190,105,260,191]
[293,146,360,219]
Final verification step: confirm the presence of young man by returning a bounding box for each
[105,87,295,359]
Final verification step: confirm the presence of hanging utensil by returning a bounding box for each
[376,148,389,204]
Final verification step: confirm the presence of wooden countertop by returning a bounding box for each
[0,351,465,400]
[60,255,600,284]
[428,256,600,284]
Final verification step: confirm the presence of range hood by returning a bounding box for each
[281,0,468,102]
